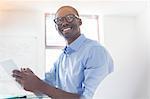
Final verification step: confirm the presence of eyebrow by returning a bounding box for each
[55,14,79,19]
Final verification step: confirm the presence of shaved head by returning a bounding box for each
[55,6,79,18]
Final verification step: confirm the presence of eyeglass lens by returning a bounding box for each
[54,14,77,24]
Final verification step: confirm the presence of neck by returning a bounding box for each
[67,33,81,45]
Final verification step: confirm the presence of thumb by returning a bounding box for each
[26,68,34,74]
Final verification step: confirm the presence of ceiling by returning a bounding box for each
[0,0,149,15]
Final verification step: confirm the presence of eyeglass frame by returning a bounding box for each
[54,14,79,25]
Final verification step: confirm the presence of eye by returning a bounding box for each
[66,15,74,22]
[57,17,63,23]
[67,15,74,19]
[54,17,64,25]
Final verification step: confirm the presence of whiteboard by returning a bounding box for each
[0,35,38,74]
[0,36,38,97]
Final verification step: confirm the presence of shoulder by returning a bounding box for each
[83,38,113,62]
[83,38,106,52]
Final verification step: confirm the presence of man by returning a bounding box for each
[12,6,113,99]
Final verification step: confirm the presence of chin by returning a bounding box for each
[63,33,74,39]
[63,35,71,39]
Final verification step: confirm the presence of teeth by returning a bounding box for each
[63,28,71,32]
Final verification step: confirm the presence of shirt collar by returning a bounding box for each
[63,34,86,54]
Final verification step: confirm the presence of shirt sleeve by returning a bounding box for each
[80,46,113,99]
[44,62,57,87]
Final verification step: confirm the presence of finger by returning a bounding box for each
[21,68,27,72]
[12,69,20,73]
[21,68,33,74]
[12,70,26,79]
[26,68,33,73]
[15,77,22,84]
[12,73,22,79]
[16,78,25,88]
[12,70,22,78]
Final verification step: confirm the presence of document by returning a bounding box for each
[0,59,33,98]
[0,59,19,78]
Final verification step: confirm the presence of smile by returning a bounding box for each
[63,27,71,32]
[62,27,72,33]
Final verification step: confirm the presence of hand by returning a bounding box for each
[12,68,43,92]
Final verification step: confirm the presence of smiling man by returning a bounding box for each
[54,6,82,44]
[12,6,114,99]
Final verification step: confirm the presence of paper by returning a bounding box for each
[0,59,21,87]
[0,59,33,98]
[0,59,19,76]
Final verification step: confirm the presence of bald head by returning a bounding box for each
[54,6,82,44]
[55,6,79,18]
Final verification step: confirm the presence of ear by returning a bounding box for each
[55,24,63,36]
[78,18,82,26]
[55,24,58,31]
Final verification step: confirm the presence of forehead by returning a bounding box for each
[56,7,77,18]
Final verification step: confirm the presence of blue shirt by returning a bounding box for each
[45,34,113,99]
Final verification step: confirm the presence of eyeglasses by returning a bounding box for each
[54,14,79,25]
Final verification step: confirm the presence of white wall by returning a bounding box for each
[0,10,45,78]
[136,4,150,98]
[93,15,148,99]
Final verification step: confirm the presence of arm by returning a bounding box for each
[81,46,113,98]
[38,80,80,99]
[12,68,80,99]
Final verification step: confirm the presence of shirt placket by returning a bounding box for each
[63,54,69,90]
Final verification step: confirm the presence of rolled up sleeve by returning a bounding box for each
[80,46,113,99]
[44,62,57,87]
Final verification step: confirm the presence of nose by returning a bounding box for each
[61,18,69,27]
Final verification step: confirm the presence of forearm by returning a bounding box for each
[38,81,80,99]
